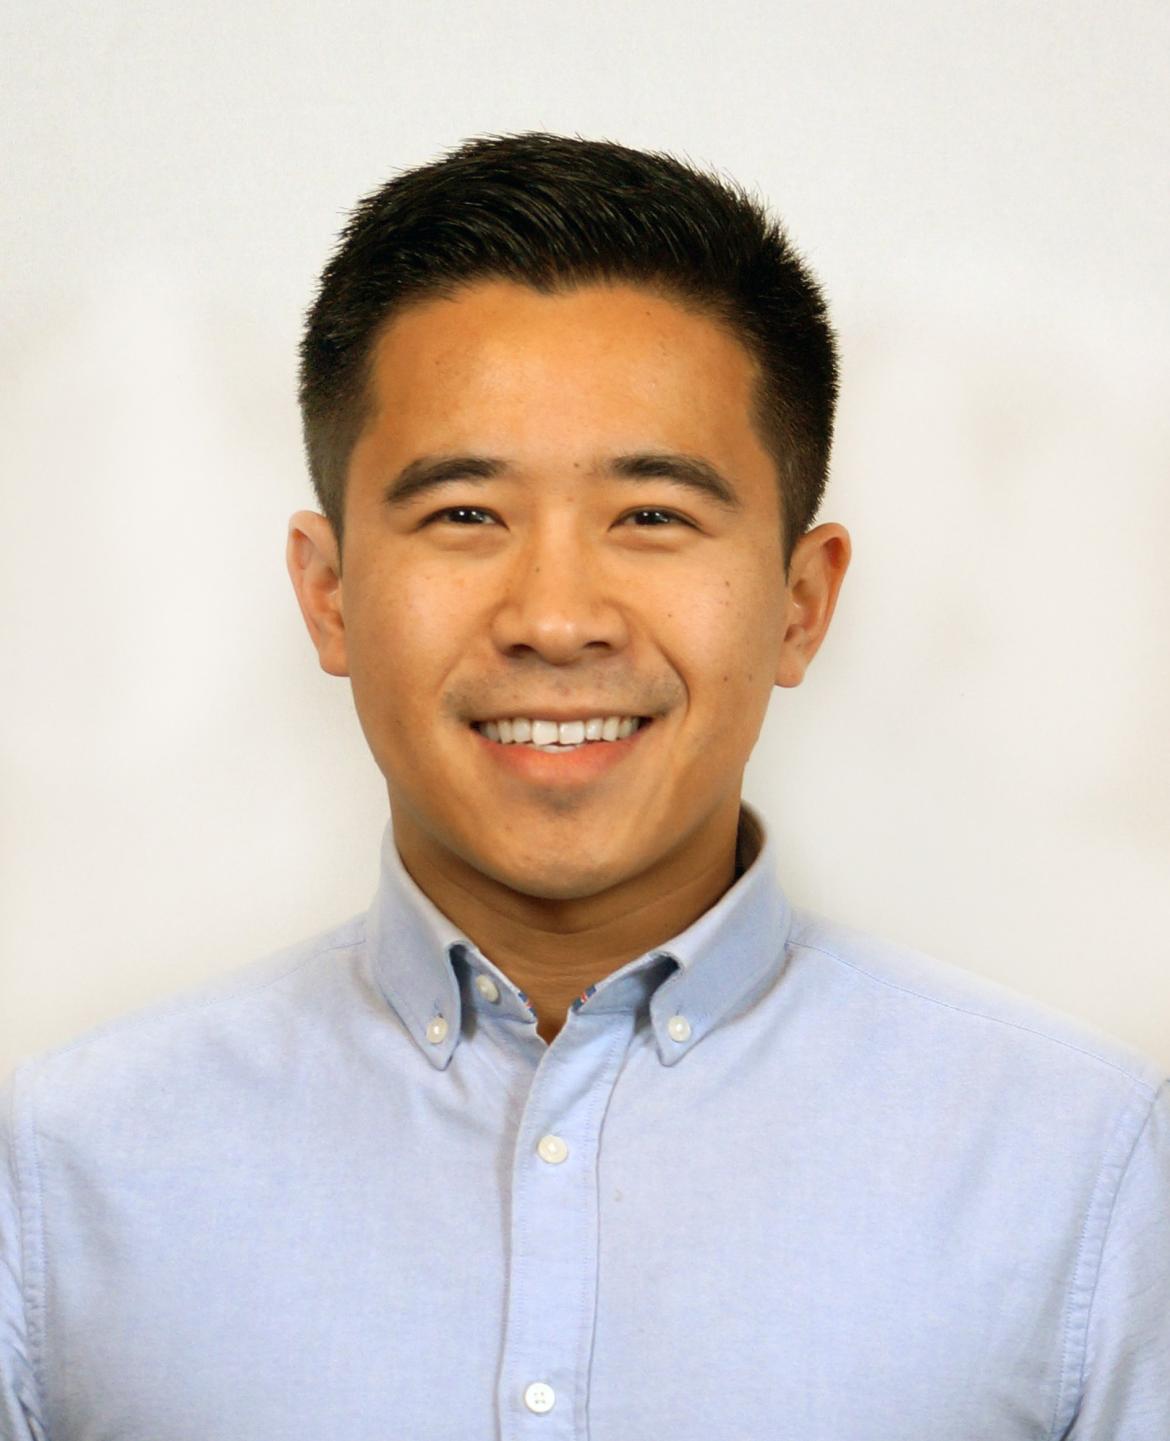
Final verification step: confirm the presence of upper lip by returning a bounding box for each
[470,708,652,724]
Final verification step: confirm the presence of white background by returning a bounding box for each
[2,0,1168,1075]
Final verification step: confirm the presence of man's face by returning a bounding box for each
[297,279,833,901]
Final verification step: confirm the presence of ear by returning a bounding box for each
[774,522,852,688]
[286,511,349,677]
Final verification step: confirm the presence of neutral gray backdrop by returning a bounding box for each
[2,0,1168,1075]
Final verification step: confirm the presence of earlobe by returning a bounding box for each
[285,510,350,677]
[773,522,852,689]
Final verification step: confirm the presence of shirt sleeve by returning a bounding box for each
[1068,1078,1170,1439]
[0,1073,47,1440]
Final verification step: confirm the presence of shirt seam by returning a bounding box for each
[792,937,1158,1089]
[1046,1078,1162,1441]
[574,1018,631,1441]
[8,1068,50,1438]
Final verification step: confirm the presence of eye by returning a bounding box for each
[424,506,498,526]
[620,507,693,528]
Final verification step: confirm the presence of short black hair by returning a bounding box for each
[299,132,838,574]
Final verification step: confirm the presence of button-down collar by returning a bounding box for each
[365,802,792,1070]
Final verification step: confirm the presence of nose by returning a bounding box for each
[488,524,630,664]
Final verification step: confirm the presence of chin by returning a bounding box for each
[479,846,634,902]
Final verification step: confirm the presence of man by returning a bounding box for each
[1,134,1166,1440]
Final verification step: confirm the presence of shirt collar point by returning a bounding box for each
[424,1039,458,1070]
[652,1029,693,1066]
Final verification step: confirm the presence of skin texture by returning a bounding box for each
[287,280,850,1041]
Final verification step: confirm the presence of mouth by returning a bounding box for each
[471,714,652,753]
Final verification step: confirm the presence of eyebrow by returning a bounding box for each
[381,451,742,511]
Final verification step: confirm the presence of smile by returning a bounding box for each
[473,715,649,753]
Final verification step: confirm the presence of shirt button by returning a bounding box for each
[425,1017,449,1044]
[537,1134,569,1165]
[474,974,501,1003]
[667,1014,692,1042]
[523,1381,556,1413]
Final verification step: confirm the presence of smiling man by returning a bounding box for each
[290,271,843,1047]
[2,136,1168,1440]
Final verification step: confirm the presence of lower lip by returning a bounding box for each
[471,721,653,782]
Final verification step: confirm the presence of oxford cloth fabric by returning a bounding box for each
[2,806,1168,1440]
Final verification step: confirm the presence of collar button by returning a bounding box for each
[474,974,501,1003]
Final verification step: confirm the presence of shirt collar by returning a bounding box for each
[365,802,792,1070]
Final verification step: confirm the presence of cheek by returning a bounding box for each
[345,563,475,727]
[656,567,784,737]
[662,567,781,673]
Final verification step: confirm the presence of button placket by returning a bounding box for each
[496,1010,636,1438]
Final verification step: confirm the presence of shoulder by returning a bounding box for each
[3,912,372,1129]
[786,905,1166,1100]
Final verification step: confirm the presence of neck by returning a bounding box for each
[393,802,746,1043]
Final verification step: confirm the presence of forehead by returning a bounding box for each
[362,279,766,455]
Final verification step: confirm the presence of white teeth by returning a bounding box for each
[477,715,646,746]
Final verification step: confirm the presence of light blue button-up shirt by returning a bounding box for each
[2,805,1168,1439]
